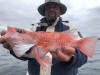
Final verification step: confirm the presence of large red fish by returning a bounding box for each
[2,26,98,69]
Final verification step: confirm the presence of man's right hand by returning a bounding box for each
[0,30,12,50]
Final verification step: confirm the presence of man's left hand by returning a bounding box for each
[51,46,75,62]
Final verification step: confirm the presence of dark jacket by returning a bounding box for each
[10,17,87,75]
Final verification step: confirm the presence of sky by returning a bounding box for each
[0,0,100,37]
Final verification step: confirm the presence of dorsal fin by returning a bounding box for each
[62,30,78,39]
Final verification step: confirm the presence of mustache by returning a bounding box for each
[48,11,56,17]
[47,11,57,21]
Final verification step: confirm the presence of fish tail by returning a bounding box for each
[76,36,98,58]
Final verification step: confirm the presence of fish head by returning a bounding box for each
[5,26,35,40]
[25,46,48,58]
[2,26,38,57]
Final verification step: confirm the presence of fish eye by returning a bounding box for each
[16,29,24,33]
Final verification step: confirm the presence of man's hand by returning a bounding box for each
[0,30,12,50]
[51,46,75,62]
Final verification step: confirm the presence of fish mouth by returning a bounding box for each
[25,44,36,54]
[25,48,32,54]
[22,45,36,58]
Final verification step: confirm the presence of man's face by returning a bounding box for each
[45,3,61,22]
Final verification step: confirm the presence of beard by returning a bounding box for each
[47,11,57,23]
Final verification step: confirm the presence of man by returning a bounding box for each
[0,0,87,75]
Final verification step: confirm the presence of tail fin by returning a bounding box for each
[76,36,98,58]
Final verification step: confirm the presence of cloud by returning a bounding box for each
[0,0,100,37]
[70,7,100,37]
[0,0,43,25]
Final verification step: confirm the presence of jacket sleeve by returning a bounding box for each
[69,48,88,68]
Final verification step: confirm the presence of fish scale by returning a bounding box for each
[2,26,98,70]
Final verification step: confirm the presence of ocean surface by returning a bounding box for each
[0,40,100,75]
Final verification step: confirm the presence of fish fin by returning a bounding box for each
[62,30,78,39]
[77,36,98,58]
[34,49,45,70]
[34,48,52,71]
[41,56,52,65]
